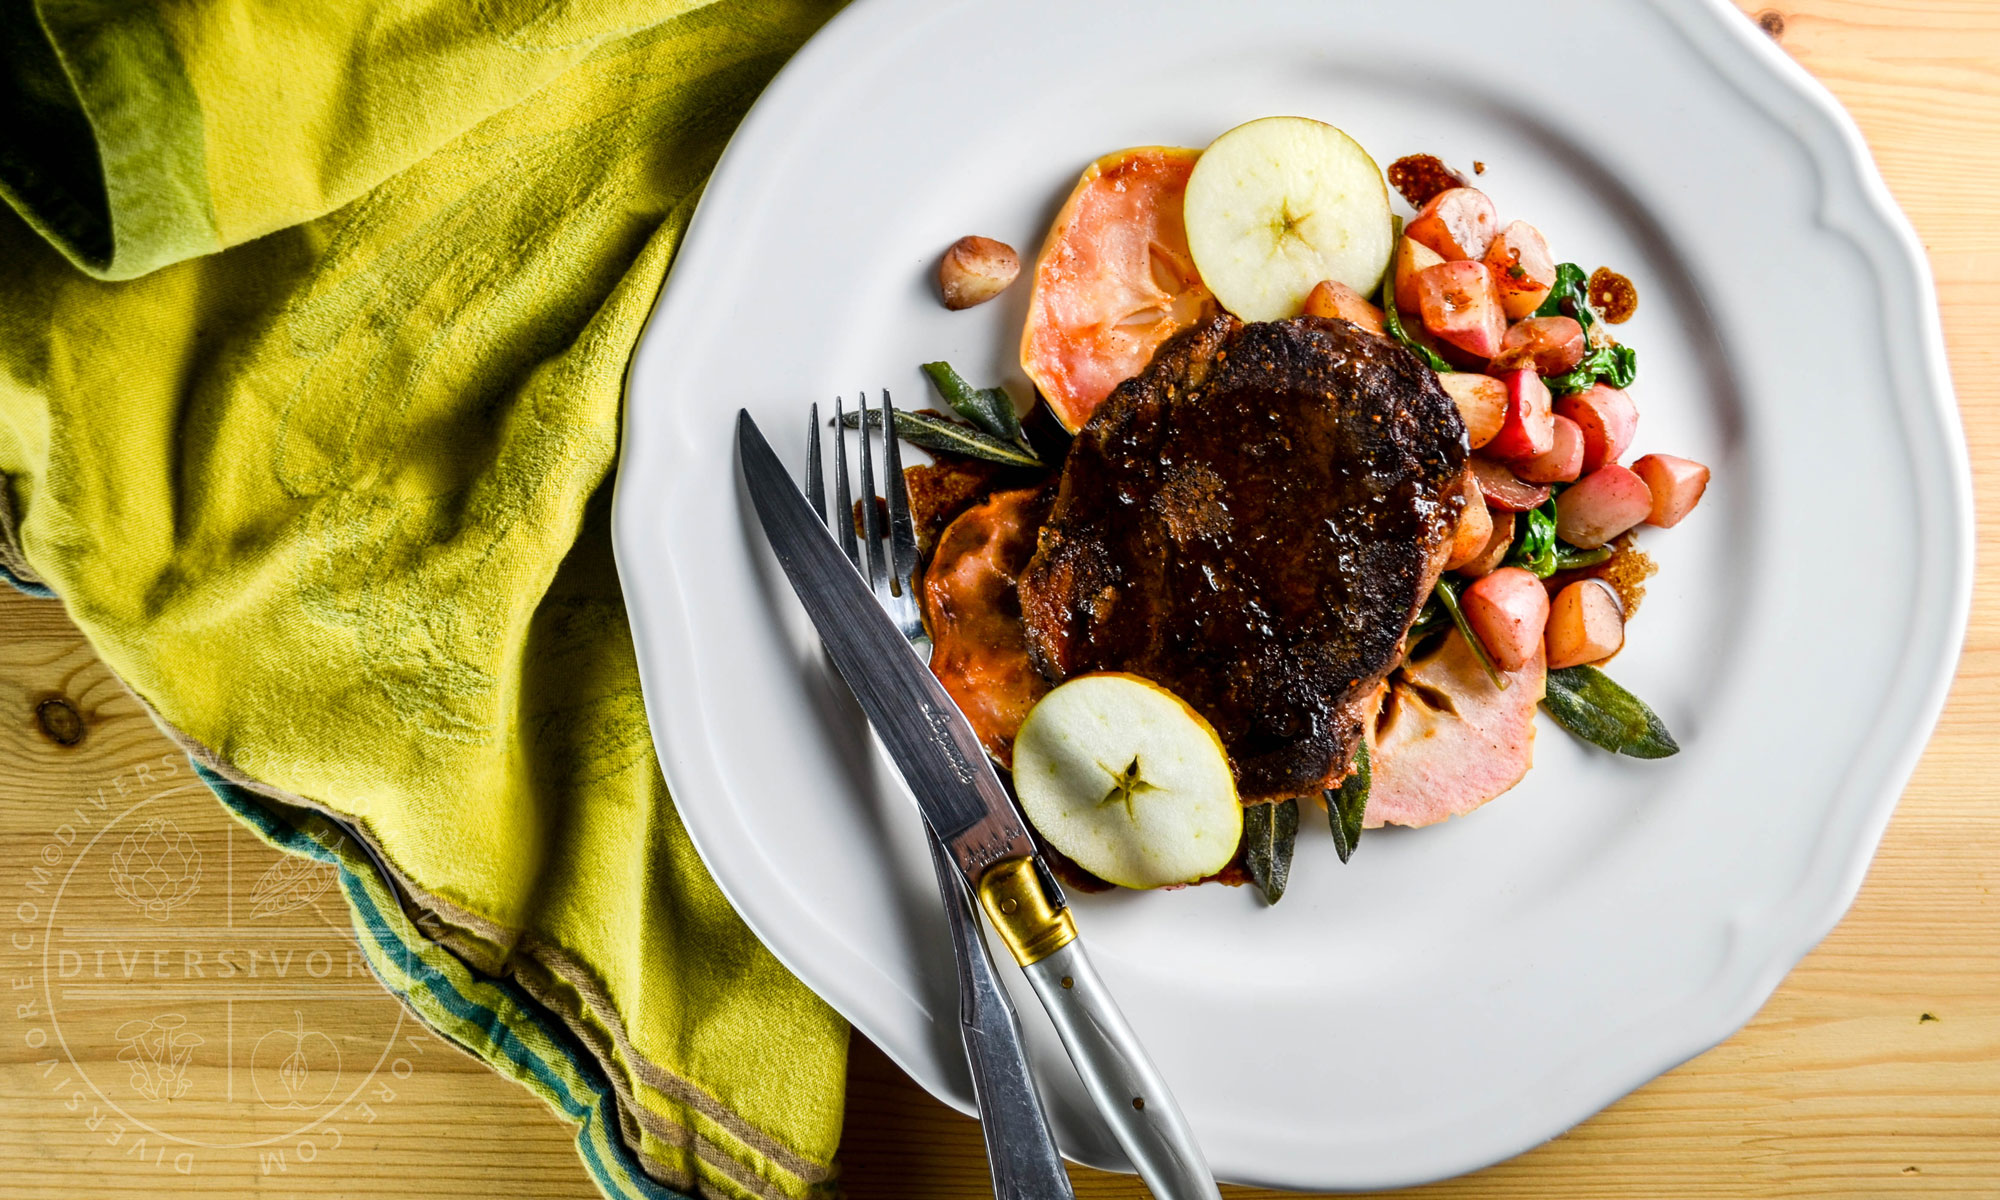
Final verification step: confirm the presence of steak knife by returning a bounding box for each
[738,410,1220,1200]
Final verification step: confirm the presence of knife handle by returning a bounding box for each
[926,837,1075,1200]
[1018,940,1221,1200]
[977,860,1220,1200]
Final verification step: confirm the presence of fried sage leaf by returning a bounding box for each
[1327,740,1370,864]
[839,407,1042,468]
[1542,666,1679,759]
[921,361,1023,443]
[1243,798,1298,905]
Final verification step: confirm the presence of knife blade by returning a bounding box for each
[739,408,1221,1200]
[738,408,1040,885]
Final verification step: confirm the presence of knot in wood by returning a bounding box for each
[36,697,85,746]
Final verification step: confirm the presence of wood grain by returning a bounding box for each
[6,1,2000,1195]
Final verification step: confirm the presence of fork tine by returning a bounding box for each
[857,390,889,597]
[806,402,826,527]
[881,391,920,599]
[832,396,861,569]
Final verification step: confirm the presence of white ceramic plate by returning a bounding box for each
[613,0,1971,1189]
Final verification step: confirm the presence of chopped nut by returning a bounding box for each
[938,235,1020,309]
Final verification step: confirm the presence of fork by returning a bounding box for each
[809,391,1075,1200]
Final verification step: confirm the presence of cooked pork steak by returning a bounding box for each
[1018,314,1470,803]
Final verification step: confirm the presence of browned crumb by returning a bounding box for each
[1544,532,1657,619]
[1600,533,1658,615]
[1473,160,1487,175]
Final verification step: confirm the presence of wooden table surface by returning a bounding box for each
[5,2,1998,1196]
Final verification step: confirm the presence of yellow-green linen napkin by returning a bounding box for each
[0,2,851,1198]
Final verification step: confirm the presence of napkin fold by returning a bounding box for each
[0,1,850,1197]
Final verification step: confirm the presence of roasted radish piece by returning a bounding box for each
[1556,465,1653,548]
[1437,373,1506,448]
[1483,220,1557,318]
[1483,368,1554,461]
[1394,236,1445,313]
[1470,457,1552,512]
[1364,630,1544,828]
[1459,508,1515,578]
[1554,382,1638,473]
[1406,187,1498,262]
[1546,578,1625,669]
[938,236,1020,309]
[1415,261,1507,358]
[1492,316,1584,376]
[1632,453,1711,528]
[1020,147,1216,431]
[1302,279,1385,335]
[1461,566,1550,672]
[1513,414,1584,484]
[1444,478,1493,570]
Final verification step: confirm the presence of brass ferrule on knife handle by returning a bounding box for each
[976,857,1078,965]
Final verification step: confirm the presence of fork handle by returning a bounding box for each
[927,837,1075,1200]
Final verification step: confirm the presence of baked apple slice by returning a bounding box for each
[919,486,1055,765]
[1364,630,1545,828]
[1020,147,1217,431]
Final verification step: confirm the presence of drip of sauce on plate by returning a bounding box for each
[1588,268,1639,324]
[1386,154,1467,209]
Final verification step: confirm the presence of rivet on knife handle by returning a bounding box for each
[977,856,1078,965]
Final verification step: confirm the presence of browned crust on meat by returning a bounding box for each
[1019,314,1470,802]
